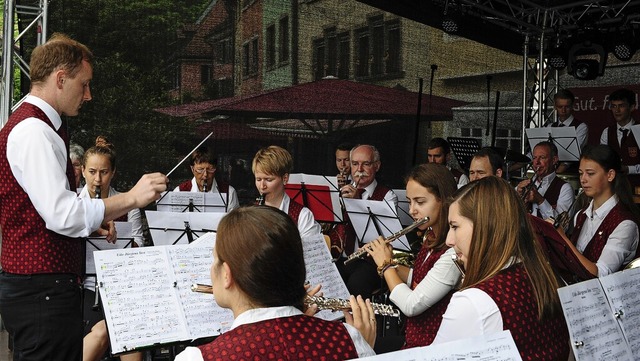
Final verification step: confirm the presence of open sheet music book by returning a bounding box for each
[353,330,522,361]
[557,267,640,361]
[95,231,349,354]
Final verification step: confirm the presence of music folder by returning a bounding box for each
[343,198,410,251]
[558,267,640,361]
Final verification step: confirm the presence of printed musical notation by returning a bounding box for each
[353,330,522,361]
[301,233,350,321]
[95,244,234,354]
[558,267,640,361]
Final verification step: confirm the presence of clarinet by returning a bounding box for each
[256,193,265,206]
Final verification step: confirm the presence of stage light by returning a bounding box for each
[567,41,607,80]
[546,48,567,69]
[612,41,636,61]
[442,18,459,34]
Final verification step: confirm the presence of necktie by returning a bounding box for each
[57,120,75,188]
[355,188,365,199]
[558,123,565,127]
[621,128,629,146]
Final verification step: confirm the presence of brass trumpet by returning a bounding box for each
[190,284,400,317]
[520,166,541,200]
[552,189,584,230]
[343,217,430,266]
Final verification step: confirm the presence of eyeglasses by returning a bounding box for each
[193,168,215,174]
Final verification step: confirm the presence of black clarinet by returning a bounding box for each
[256,193,265,206]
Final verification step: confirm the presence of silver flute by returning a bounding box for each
[191,284,400,317]
[343,216,430,266]
[451,253,466,279]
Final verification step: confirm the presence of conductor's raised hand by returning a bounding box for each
[129,173,168,208]
[344,295,376,348]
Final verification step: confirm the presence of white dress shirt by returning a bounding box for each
[530,172,574,220]
[173,177,240,211]
[174,306,375,360]
[359,179,398,207]
[279,193,322,240]
[573,195,639,277]
[6,95,104,237]
[600,120,640,174]
[390,247,461,317]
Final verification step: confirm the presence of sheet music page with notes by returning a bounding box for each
[598,267,640,360]
[558,278,634,361]
[353,330,522,360]
[301,233,350,321]
[95,243,234,354]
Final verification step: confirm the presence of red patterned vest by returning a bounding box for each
[287,199,304,225]
[403,235,453,348]
[608,126,640,187]
[328,183,391,256]
[177,179,229,193]
[0,103,83,276]
[198,315,358,360]
[475,265,570,361]
[571,203,638,263]
[529,176,566,217]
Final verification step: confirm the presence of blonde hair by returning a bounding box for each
[252,145,292,177]
[451,176,561,319]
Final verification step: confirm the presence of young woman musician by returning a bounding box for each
[252,145,322,239]
[558,144,640,277]
[80,136,143,361]
[175,206,376,360]
[367,163,461,349]
[173,146,239,212]
[435,176,569,360]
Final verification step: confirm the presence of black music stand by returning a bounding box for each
[392,189,413,227]
[285,173,344,223]
[343,198,411,251]
[525,127,580,163]
[145,211,225,246]
[156,191,230,213]
[448,137,482,171]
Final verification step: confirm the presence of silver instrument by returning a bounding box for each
[190,284,400,317]
[343,216,430,266]
[451,253,466,279]
[624,257,640,270]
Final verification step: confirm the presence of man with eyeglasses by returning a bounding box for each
[174,146,239,211]
[330,144,398,300]
[600,88,640,188]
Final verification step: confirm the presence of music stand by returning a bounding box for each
[392,189,414,227]
[525,127,580,163]
[146,211,225,246]
[447,137,482,171]
[285,173,344,223]
[343,198,411,251]
[156,191,229,213]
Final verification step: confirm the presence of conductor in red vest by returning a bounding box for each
[0,34,167,361]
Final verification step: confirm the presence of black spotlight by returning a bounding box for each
[572,59,600,80]
[442,17,459,34]
[546,49,567,69]
[567,41,607,80]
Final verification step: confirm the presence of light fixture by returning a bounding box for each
[612,40,636,61]
[442,18,459,34]
[567,41,607,80]
[546,46,567,69]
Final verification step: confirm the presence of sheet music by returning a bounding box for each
[343,198,410,251]
[85,222,134,275]
[599,267,640,359]
[558,279,634,361]
[146,211,225,246]
[301,233,350,321]
[156,191,228,213]
[353,330,522,361]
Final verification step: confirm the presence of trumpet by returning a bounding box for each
[190,284,400,317]
[343,216,430,266]
[552,189,584,230]
[337,168,350,189]
[520,166,540,200]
